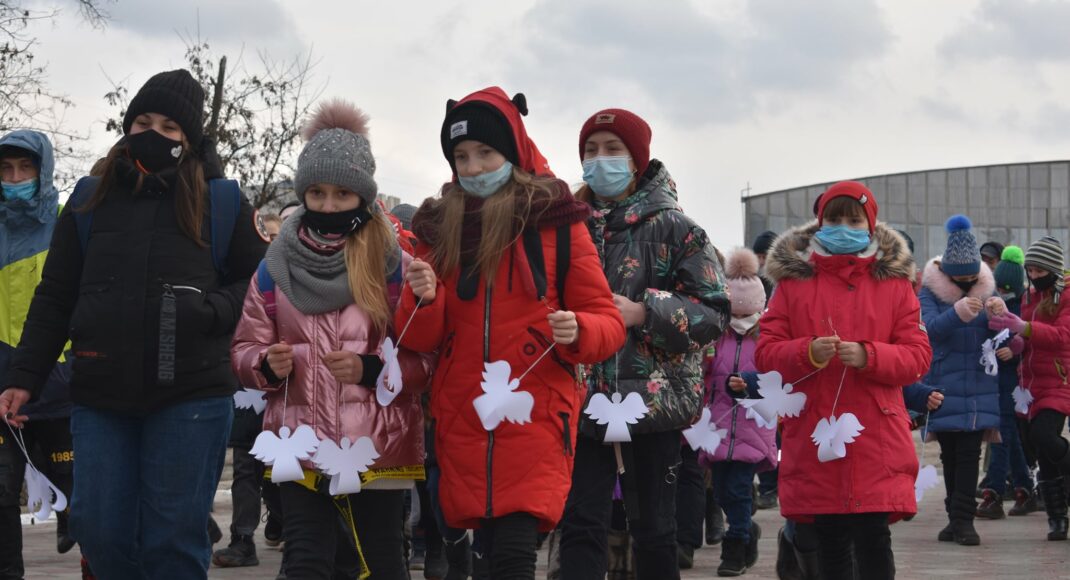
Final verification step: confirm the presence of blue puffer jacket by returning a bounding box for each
[918,258,999,433]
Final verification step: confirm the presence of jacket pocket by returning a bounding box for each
[166,284,220,376]
[877,403,916,478]
[69,278,117,355]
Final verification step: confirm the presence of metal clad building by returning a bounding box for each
[743,161,1070,262]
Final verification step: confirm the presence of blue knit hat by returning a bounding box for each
[941,215,981,277]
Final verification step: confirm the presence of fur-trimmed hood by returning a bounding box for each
[765,221,915,283]
[922,257,995,304]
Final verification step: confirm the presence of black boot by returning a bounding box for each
[706,487,725,546]
[774,527,801,580]
[717,537,747,577]
[56,510,76,554]
[793,544,820,580]
[0,505,24,579]
[951,493,980,546]
[212,534,259,567]
[444,535,472,580]
[1040,478,1068,541]
[745,521,761,568]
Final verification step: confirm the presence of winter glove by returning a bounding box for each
[954,297,983,323]
[989,312,1028,334]
[1008,335,1026,355]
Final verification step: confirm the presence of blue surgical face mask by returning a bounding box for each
[2,178,38,202]
[582,156,634,199]
[815,224,871,255]
[458,161,514,198]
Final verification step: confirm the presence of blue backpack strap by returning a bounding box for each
[207,178,242,279]
[69,176,100,256]
[256,259,277,320]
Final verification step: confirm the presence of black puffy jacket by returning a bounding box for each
[7,166,267,415]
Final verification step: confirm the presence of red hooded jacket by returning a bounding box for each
[1020,283,1070,419]
[397,90,625,531]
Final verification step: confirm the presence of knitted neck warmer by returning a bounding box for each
[265,206,353,315]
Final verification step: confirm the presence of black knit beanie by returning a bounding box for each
[752,231,778,256]
[122,69,206,147]
[440,101,518,172]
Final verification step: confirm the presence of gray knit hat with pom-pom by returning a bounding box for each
[294,98,377,207]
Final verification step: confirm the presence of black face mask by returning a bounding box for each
[127,130,184,173]
[1032,272,1058,292]
[952,278,977,294]
[302,205,373,237]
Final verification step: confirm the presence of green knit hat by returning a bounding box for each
[994,245,1025,296]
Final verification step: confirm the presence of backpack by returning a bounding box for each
[67,176,243,280]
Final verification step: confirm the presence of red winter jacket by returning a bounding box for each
[1020,282,1070,419]
[756,223,931,523]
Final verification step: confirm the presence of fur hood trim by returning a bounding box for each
[765,221,915,283]
[922,257,995,303]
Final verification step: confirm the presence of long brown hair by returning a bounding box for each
[427,167,562,283]
[345,211,396,338]
[79,138,207,247]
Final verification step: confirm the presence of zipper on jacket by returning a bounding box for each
[726,336,745,461]
[169,285,203,294]
[559,412,573,456]
[484,285,495,519]
[158,284,177,386]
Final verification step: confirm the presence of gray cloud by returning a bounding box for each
[107,0,300,53]
[915,96,972,124]
[503,0,892,125]
[942,0,1070,62]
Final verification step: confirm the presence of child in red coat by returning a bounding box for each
[756,181,931,579]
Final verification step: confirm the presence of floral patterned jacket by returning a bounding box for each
[580,160,730,436]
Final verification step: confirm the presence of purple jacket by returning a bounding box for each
[698,329,778,471]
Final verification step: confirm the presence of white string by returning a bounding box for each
[829,367,849,417]
[518,343,557,381]
[920,409,932,465]
[281,376,290,428]
[5,421,35,469]
[395,295,425,346]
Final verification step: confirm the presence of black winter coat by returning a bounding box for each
[581,160,730,436]
[7,168,267,415]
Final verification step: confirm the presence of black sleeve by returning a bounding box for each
[7,207,84,397]
[205,196,268,336]
[358,354,384,388]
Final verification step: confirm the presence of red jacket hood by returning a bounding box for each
[451,87,554,178]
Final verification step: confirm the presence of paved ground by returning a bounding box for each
[17,437,1070,578]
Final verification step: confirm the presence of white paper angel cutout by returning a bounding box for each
[1013,386,1034,415]
[915,464,940,502]
[24,465,67,521]
[376,337,404,407]
[251,425,322,483]
[233,387,267,414]
[472,360,535,431]
[810,413,865,463]
[980,329,1011,377]
[312,436,380,495]
[739,371,807,429]
[585,392,649,443]
[682,408,728,454]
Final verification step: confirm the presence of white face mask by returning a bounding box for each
[730,312,762,335]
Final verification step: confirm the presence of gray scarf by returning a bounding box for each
[265,207,354,315]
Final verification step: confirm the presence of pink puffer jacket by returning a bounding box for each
[231,255,433,471]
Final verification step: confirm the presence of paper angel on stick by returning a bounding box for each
[233,387,267,414]
[376,337,404,407]
[251,425,322,483]
[312,436,380,494]
[682,408,728,454]
[980,329,1011,377]
[24,465,67,521]
[585,392,649,443]
[811,413,864,463]
[1013,386,1034,415]
[472,360,534,431]
[739,371,807,429]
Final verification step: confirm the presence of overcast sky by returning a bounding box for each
[22,0,1070,249]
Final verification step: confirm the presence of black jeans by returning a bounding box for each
[813,513,893,580]
[674,445,705,551]
[479,512,539,579]
[229,445,264,537]
[559,431,682,580]
[279,483,407,580]
[0,417,74,579]
[936,431,985,520]
[1030,409,1070,480]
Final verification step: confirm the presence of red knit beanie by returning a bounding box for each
[816,181,879,235]
[578,109,652,175]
